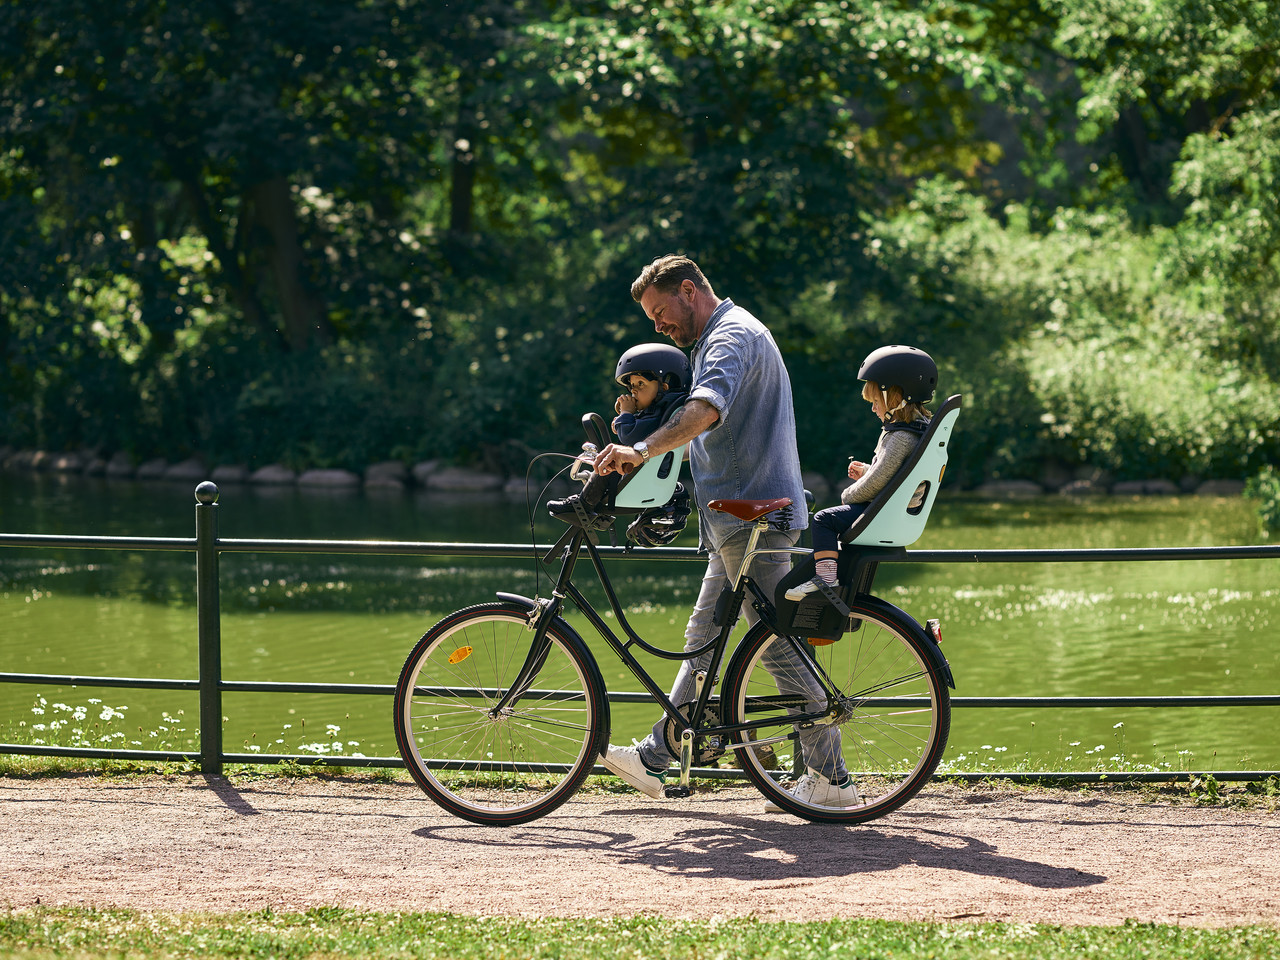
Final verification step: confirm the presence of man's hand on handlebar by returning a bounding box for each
[593,443,644,476]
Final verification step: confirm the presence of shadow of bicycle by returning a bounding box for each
[413,806,1104,890]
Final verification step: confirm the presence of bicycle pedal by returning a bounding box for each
[663,784,692,799]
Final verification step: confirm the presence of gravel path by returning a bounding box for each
[2,774,1277,927]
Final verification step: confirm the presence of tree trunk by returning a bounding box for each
[246,177,332,351]
[449,107,477,236]
[181,179,285,351]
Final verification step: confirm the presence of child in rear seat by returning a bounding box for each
[786,345,937,601]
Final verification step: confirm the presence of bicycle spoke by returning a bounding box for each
[393,605,602,825]
[727,610,950,823]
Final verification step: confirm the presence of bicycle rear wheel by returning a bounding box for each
[724,602,950,823]
[393,602,606,825]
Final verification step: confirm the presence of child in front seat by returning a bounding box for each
[548,343,689,524]
[786,344,937,600]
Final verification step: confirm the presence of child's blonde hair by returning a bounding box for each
[862,381,929,424]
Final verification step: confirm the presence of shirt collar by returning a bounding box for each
[693,298,734,352]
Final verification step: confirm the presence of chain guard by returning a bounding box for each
[663,700,726,764]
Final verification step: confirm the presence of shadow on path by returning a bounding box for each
[202,775,261,816]
[414,808,1105,889]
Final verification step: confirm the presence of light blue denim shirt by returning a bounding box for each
[688,298,809,549]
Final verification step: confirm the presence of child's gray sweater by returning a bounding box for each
[840,425,928,506]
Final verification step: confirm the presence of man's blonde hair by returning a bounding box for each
[862,381,929,424]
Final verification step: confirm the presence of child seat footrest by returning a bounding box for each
[811,579,851,617]
[774,556,849,642]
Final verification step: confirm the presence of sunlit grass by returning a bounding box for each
[1,908,1278,960]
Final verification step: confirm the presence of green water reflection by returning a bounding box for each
[2,472,1276,773]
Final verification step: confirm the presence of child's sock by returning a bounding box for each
[815,559,837,584]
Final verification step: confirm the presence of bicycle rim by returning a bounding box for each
[727,611,950,823]
[393,604,602,825]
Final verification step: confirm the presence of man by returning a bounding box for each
[593,254,856,810]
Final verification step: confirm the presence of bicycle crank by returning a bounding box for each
[662,700,726,765]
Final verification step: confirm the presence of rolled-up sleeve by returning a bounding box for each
[689,332,752,427]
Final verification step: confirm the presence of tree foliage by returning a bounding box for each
[2,0,1277,484]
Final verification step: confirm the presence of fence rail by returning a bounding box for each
[3,482,1279,784]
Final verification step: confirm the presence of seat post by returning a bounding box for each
[729,517,770,591]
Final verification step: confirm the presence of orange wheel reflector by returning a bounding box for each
[447,646,473,664]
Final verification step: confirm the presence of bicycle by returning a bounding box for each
[393,396,962,827]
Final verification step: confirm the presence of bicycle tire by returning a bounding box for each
[393,601,606,826]
[724,600,950,823]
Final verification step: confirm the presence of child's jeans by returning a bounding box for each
[811,502,868,554]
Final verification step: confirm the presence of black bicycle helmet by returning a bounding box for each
[615,343,691,391]
[625,483,691,547]
[857,345,937,403]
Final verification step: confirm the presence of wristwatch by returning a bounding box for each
[634,441,651,464]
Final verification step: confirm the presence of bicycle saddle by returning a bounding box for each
[707,497,793,522]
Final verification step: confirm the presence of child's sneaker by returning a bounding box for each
[547,494,612,530]
[547,494,585,520]
[601,742,667,799]
[784,577,830,601]
[763,770,859,812]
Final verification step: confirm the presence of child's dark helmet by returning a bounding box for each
[615,344,691,391]
[858,345,937,403]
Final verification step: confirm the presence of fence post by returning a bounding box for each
[195,481,223,775]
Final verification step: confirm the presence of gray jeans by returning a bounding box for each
[635,525,847,782]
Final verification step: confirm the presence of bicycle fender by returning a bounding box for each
[494,592,613,752]
[848,594,956,690]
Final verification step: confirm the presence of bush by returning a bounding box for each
[1245,467,1280,538]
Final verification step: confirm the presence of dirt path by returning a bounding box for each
[2,774,1277,927]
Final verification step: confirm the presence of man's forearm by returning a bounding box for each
[591,398,719,476]
[639,399,719,456]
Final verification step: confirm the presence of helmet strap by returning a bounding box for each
[883,396,908,421]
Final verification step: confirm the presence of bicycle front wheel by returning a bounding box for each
[393,602,606,825]
[724,603,950,823]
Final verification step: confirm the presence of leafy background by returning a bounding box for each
[3,0,1278,493]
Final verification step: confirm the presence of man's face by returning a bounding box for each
[640,282,698,348]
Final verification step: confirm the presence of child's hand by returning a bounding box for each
[848,460,867,480]
[615,394,638,416]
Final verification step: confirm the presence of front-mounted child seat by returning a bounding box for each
[774,394,963,641]
[579,411,686,513]
[612,444,686,510]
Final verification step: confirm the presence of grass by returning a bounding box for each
[2,752,1278,812]
[2,757,1280,814]
[3,693,1278,810]
[1,908,1278,960]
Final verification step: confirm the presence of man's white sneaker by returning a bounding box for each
[601,743,667,799]
[763,770,859,812]
[784,578,832,602]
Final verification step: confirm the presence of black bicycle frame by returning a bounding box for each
[491,525,838,748]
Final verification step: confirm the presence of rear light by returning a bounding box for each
[926,618,942,644]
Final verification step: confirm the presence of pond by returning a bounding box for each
[1,471,1277,775]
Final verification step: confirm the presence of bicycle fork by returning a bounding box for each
[488,531,586,719]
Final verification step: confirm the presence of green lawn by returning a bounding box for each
[1,908,1276,960]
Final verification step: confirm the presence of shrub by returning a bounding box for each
[1245,467,1280,538]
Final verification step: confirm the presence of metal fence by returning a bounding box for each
[2,481,1278,784]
